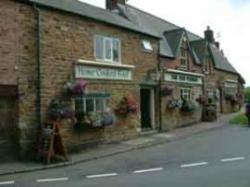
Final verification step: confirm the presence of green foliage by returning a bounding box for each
[245,87,250,102]
[229,114,248,125]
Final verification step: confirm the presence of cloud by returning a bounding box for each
[129,0,250,85]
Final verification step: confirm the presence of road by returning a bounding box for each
[1,124,250,187]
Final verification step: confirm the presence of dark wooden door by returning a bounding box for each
[0,97,19,161]
[140,89,152,129]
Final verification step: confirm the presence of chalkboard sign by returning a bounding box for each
[40,121,68,164]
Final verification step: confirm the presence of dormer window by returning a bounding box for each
[204,55,211,74]
[141,40,153,52]
[180,36,188,70]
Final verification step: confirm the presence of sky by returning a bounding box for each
[79,0,250,86]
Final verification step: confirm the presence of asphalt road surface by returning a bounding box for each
[1,124,250,187]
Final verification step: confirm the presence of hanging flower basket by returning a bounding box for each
[48,100,75,120]
[64,79,87,96]
[196,95,208,105]
[115,95,138,116]
[224,94,239,105]
[167,99,183,109]
[180,100,197,113]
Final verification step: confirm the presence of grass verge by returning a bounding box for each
[229,113,248,125]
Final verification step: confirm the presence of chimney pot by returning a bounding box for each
[204,25,215,44]
[106,0,127,10]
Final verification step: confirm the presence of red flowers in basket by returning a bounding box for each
[115,95,138,116]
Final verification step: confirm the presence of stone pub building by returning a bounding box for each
[0,0,244,160]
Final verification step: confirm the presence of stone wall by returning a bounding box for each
[161,82,202,130]
[160,49,203,130]
[0,0,38,158]
[36,7,159,149]
[1,0,159,155]
[214,69,240,114]
[0,0,18,85]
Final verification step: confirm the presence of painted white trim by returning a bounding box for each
[225,79,238,83]
[78,59,135,69]
[164,73,203,85]
[167,69,204,77]
[150,88,156,129]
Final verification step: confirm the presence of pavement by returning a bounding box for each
[0,112,239,176]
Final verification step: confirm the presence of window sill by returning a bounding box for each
[78,59,135,69]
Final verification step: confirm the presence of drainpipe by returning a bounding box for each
[157,40,162,131]
[34,4,42,129]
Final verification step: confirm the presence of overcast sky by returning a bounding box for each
[79,0,250,86]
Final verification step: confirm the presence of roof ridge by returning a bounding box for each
[164,28,184,34]
[126,4,180,28]
[190,39,205,43]
[126,4,202,40]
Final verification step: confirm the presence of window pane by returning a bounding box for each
[181,58,186,65]
[95,36,104,59]
[96,99,104,112]
[104,39,112,60]
[179,75,186,81]
[187,76,198,82]
[86,99,94,113]
[171,74,178,80]
[112,39,120,62]
[142,40,153,51]
[181,48,185,57]
[181,88,191,100]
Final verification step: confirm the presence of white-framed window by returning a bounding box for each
[94,35,121,63]
[180,37,188,70]
[180,88,191,101]
[141,40,153,52]
[203,55,211,74]
[75,93,110,115]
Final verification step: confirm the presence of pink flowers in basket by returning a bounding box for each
[65,79,87,95]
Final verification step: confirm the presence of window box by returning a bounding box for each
[74,93,114,131]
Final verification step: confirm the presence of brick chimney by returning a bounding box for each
[106,0,127,10]
[204,26,215,44]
